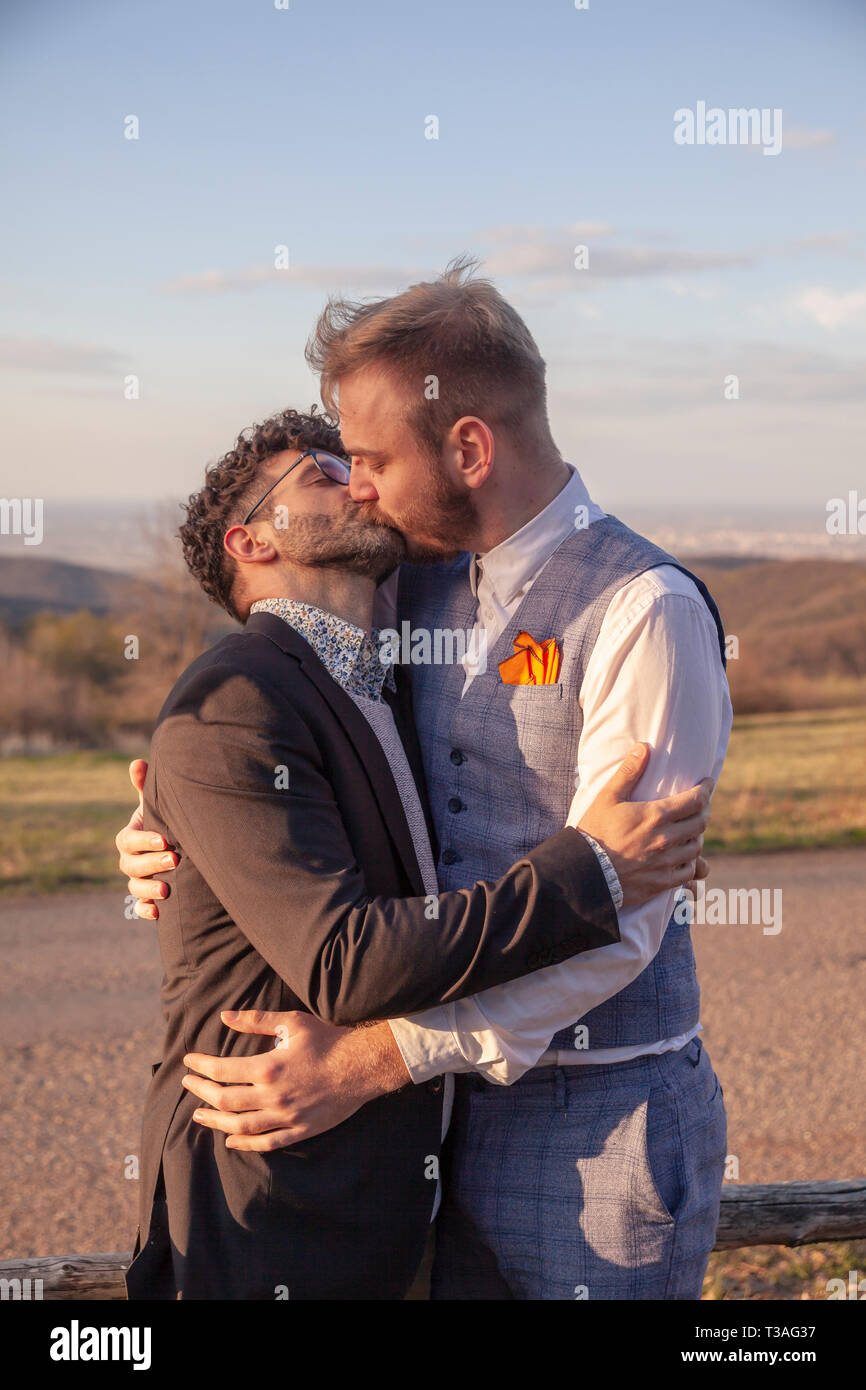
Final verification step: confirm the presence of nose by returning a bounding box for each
[348,460,378,503]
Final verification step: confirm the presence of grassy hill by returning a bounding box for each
[2,551,864,719]
[0,553,233,640]
[0,554,235,748]
[0,556,158,628]
[691,557,866,713]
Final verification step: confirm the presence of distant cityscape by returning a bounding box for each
[2,499,861,577]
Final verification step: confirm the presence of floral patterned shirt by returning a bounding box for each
[250,597,396,702]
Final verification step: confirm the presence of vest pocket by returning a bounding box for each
[502,682,565,699]
[499,680,568,773]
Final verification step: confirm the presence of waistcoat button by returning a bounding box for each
[441,849,460,866]
[447,797,463,813]
[450,749,465,765]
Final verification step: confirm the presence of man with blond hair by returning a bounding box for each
[120,259,731,1300]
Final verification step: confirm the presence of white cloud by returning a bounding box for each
[571,222,617,238]
[484,236,754,284]
[161,262,432,295]
[784,126,837,151]
[795,286,866,328]
[0,336,125,374]
[162,226,761,299]
[786,233,851,254]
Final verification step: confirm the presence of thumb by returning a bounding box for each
[221,1009,303,1036]
[603,743,650,802]
[129,758,148,814]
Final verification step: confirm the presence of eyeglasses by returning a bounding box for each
[242,450,351,525]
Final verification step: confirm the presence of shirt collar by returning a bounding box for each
[470,464,594,606]
[249,597,396,702]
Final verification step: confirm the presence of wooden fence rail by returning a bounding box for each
[2,1179,865,1300]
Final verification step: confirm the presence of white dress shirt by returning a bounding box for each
[386,465,733,1085]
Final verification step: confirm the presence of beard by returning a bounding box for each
[353,466,479,566]
[268,505,407,582]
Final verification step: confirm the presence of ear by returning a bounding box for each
[223,524,277,566]
[449,416,495,491]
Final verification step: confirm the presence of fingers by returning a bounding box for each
[648,862,697,894]
[657,809,710,846]
[182,1075,257,1113]
[183,1050,267,1083]
[119,847,177,879]
[658,835,703,867]
[189,1100,304,1147]
[127,876,169,903]
[135,900,159,922]
[116,825,170,857]
[626,849,708,905]
[601,743,650,802]
[669,859,698,888]
[681,856,711,897]
[191,1108,299,1144]
[225,1129,300,1152]
[220,1009,304,1036]
[655,778,715,823]
[128,759,149,795]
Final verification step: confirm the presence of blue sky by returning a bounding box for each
[1,0,864,526]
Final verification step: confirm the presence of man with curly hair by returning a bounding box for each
[118,403,708,1299]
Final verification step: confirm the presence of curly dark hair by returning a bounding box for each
[179,406,345,621]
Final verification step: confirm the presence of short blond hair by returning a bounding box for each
[305,256,548,457]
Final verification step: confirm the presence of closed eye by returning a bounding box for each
[298,461,330,484]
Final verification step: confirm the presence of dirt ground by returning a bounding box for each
[1,848,863,1275]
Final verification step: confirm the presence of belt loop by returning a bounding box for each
[688,1037,703,1066]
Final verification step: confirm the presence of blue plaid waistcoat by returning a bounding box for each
[398,515,726,1050]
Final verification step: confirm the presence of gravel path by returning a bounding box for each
[1,848,864,1261]
[692,848,866,1186]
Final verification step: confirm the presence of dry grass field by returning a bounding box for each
[707,706,866,853]
[2,716,864,1300]
[2,706,865,896]
[0,751,138,897]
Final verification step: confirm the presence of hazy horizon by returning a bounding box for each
[1,0,864,521]
[3,496,862,577]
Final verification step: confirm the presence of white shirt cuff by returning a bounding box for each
[387,1011,475,1084]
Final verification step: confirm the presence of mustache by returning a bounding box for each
[351,500,405,536]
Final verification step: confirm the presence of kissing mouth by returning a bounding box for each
[353,502,403,534]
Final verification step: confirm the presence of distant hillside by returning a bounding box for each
[1,552,864,717]
[0,556,158,628]
[0,554,235,749]
[0,554,233,645]
[691,557,866,712]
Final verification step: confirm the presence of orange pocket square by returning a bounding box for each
[498,631,561,685]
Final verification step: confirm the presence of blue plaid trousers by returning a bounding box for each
[431,1037,726,1300]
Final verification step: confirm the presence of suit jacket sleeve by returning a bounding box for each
[149,663,620,1025]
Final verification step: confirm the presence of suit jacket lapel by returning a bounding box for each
[383,664,439,863]
[245,611,426,894]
